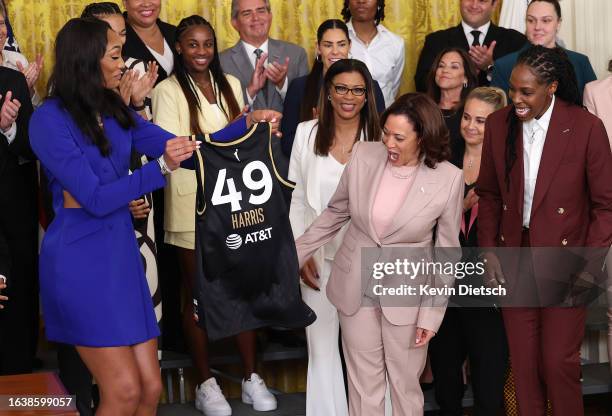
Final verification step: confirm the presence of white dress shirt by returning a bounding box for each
[1,122,17,144]
[347,21,405,108]
[241,39,288,106]
[461,20,491,46]
[522,95,555,227]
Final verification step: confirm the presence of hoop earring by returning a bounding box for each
[316,54,321,62]
[463,81,468,88]
[327,94,332,101]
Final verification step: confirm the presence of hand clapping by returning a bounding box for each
[0,91,21,132]
[131,61,159,108]
[247,53,290,97]
[16,54,43,95]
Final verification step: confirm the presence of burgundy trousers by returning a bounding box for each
[502,229,586,416]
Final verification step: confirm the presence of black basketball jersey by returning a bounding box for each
[192,122,315,340]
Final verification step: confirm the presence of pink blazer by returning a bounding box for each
[295,141,463,331]
[584,76,612,148]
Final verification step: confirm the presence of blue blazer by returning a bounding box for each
[280,74,387,157]
[29,98,247,347]
[491,44,597,100]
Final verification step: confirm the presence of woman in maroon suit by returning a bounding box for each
[477,45,612,416]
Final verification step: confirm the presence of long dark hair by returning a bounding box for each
[426,47,478,110]
[81,1,121,17]
[381,93,451,169]
[504,45,580,188]
[173,15,241,136]
[48,18,134,156]
[314,59,381,156]
[301,19,349,123]
[341,0,385,25]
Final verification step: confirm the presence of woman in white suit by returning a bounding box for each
[289,59,381,416]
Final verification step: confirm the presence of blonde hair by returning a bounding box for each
[466,86,507,111]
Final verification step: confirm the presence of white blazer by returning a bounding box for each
[288,119,362,273]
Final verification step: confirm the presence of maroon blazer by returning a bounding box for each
[476,99,612,303]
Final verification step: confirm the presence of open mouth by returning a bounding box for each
[515,107,530,117]
[340,103,356,112]
[139,10,155,18]
[388,151,399,162]
[194,58,208,65]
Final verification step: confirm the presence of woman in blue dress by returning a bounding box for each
[29,18,276,415]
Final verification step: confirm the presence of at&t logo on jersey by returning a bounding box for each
[225,234,243,250]
[225,227,273,250]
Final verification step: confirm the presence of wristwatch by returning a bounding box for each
[157,156,171,176]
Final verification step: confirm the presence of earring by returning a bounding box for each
[316,54,321,62]
[327,94,332,101]
[463,81,468,88]
[364,98,367,102]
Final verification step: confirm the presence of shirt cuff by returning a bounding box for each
[2,122,17,145]
[246,88,256,107]
[276,77,288,101]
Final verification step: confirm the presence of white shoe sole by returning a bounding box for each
[241,393,277,412]
[195,402,232,416]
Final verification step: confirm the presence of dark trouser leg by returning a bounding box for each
[463,307,508,416]
[57,343,94,416]
[176,247,213,383]
[428,307,466,416]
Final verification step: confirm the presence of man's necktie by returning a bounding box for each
[471,30,482,47]
[253,48,264,64]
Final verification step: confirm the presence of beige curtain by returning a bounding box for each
[7,0,501,94]
[558,0,612,79]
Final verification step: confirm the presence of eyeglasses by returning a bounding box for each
[332,84,367,96]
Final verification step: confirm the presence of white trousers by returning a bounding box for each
[302,259,349,416]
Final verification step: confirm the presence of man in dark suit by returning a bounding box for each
[220,0,309,112]
[0,66,37,375]
[415,0,526,92]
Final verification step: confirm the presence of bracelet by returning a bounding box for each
[131,102,146,111]
[157,156,171,176]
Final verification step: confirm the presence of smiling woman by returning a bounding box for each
[29,17,203,415]
[490,0,596,99]
[477,44,612,416]
[288,57,381,416]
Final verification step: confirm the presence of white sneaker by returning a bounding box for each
[195,377,232,416]
[241,373,277,411]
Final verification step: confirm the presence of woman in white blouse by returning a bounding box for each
[289,58,381,416]
[341,0,405,107]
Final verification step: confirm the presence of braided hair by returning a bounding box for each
[504,45,580,188]
[173,15,241,137]
[341,0,385,25]
[81,2,121,18]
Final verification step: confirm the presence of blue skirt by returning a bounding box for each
[39,208,160,347]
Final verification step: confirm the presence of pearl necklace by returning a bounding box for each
[389,164,417,180]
